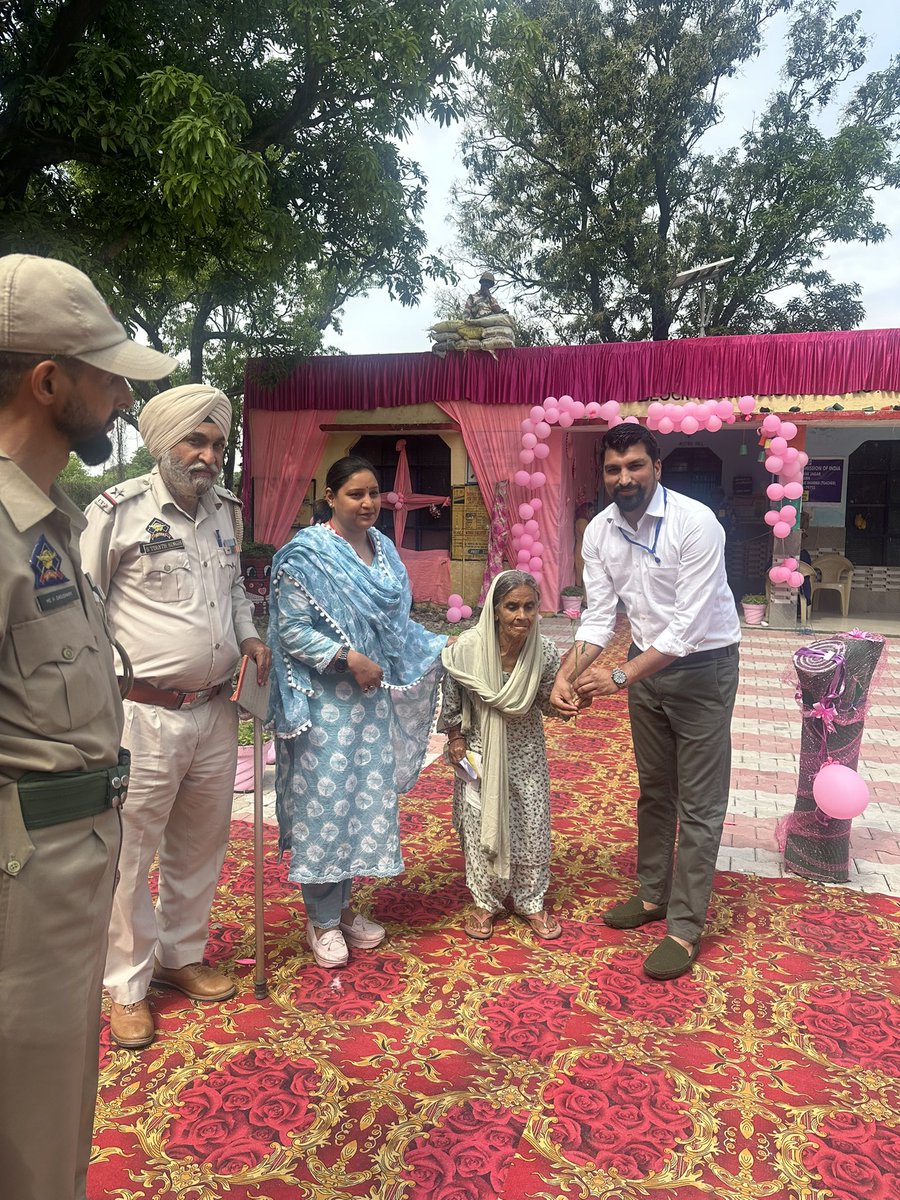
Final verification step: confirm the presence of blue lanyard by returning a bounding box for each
[617,488,667,564]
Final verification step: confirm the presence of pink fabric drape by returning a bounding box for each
[245,328,900,413]
[381,438,450,549]
[248,409,335,547]
[480,479,510,604]
[437,400,564,610]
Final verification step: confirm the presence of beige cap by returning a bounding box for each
[0,253,177,380]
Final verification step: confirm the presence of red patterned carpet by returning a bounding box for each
[91,681,899,1199]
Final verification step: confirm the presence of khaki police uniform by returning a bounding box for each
[81,469,256,1004]
[0,452,125,1200]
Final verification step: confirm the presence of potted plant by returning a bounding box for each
[560,585,584,617]
[740,593,767,626]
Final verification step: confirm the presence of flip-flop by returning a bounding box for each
[517,910,562,940]
[463,910,494,940]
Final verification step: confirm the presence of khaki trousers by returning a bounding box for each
[0,806,120,1200]
[626,649,739,943]
[104,694,237,1004]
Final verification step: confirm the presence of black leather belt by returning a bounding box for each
[17,750,130,829]
[629,642,738,668]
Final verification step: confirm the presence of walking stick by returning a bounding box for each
[252,714,268,998]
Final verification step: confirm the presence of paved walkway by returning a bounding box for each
[235,612,900,898]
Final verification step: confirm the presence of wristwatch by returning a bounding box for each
[333,646,350,672]
[611,667,628,689]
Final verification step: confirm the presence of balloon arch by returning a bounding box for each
[444,391,809,623]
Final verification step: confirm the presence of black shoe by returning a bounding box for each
[602,895,668,929]
[643,936,700,980]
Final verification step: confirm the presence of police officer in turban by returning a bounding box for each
[81,385,271,1049]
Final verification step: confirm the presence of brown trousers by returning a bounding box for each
[626,649,739,942]
[0,806,120,1200]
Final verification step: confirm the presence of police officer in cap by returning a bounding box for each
[0,253,176,1200]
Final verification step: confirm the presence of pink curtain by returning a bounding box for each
[436,400,564,610]
[248,409,335,547]
[382,438,450,549]
[480,479,510,604]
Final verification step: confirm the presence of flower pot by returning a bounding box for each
[560,593,584,619]
[741,602,767,626]
[234,741,272,792]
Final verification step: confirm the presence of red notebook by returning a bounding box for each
[230,655,271,721]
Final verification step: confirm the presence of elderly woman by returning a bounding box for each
[267,456,446,969]
[440,570,563,941]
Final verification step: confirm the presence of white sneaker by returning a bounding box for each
[307,921,349,968]
[339,911,386,949]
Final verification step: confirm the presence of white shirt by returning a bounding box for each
[81,469,257,690]
[578,484,741,658]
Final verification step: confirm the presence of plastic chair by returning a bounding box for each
[810,555,854,617]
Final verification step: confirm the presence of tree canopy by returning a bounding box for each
[453,0,900,341]
[1,0,491,394]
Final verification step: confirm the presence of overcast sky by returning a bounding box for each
[332,0,898,356]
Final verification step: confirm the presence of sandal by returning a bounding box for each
[517,909,562,940]
[463,909,495,940]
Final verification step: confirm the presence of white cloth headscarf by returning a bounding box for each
[441,571,544,878]
[138,384,232,459]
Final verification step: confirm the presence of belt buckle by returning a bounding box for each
[180,688,209,709]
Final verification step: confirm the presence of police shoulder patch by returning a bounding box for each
[89,476,150,516]
[214,485,240,505]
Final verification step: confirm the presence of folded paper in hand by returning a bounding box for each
[230,655,271,721]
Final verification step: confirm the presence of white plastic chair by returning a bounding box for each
[810,555,854,617]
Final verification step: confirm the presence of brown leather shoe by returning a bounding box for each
[109,999,154,1049]
[151,960,236,1002]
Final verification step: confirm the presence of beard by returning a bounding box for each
[613,483,648,514]
[55,394,115,466]
[72,430,114,466]
[159,451,219,497]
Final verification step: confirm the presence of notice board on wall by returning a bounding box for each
[451,485,490,560]
[805,458,845,503]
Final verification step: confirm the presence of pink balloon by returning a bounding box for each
[585,402,601,419]
[716,400,734,420]
[788,571,804,588]
[762,414,782,435]
[530,498,543,512]
[781,422,798,441]
[543,395,558,409]
[530,472,546,488]
[648,401,666,419]
[765,455,784,474]
[557,394,574,412]
[531,571,543,585]
[773,521,792,539]
[514,470,531,487]
[813,763,869,819]
[558,412,574,428]
[657,417,674,435]
[386,491,399,504]
[682,402,698,418]
[738,396,756,415]
[764,510,781,527]
[528,556,543,572]
[522,432,537,449]
[779,506,797,523]
[769,566,790,583]
[598,401,620,422]
[521,419,535,435]
[448,593,463,607]
[535,421,551,439]
[533,442,550,459]
[517,548,531,564]
[782,447,799,465]
[510,523,524,538]
[783,557,798,571]
[519,449,534,464]
[529,406,545,423]
[518,503,534,520]
[519,533,534,550]
[446,606,462,623]
[543,407,559,425]
[623,415,640,424]
[571,400,585,418]
[706,415,723,432]
[607,415,624,428]
[524,520,540,535]
[784,482,803,500]
[798,451,809,467]
[769,436,787,454]
[531,542,544,556]
[460,605,473,619]
[681,415,699,435]
[766,483,785,502]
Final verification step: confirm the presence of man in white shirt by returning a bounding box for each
[551,425,740,980]
[81,385,271,1048]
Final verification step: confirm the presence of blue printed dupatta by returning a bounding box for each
[267,523,446,793]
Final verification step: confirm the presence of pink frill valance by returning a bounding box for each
[244,328,900,414]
